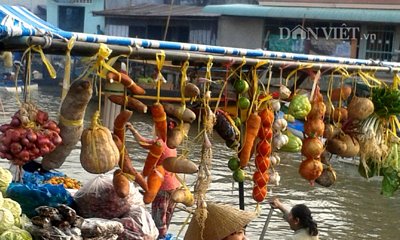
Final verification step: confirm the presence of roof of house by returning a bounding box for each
[258,0,400,10]
[202,4,400,23]
[93,3,220,18]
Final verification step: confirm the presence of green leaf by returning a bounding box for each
[381,167,400,197]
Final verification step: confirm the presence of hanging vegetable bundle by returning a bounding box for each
[299,85,324,184]
[252,108,273,203]
[80,111,120,174]
[0,103,62,166]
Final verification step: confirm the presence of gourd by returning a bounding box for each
[80,111,120,174]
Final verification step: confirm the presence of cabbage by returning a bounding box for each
[0,226,32,240]
[0,208,14,234]
[2,199,21,220]
[14,214,30,229]
[0,168,12,196]
[0,192,4,208]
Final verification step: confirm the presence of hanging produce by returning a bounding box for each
[163,103,196,123]
[80,111,120,174]
[142,139,163,177]
[112,134,148,192]
[42,78,92,171]
[214,109,240,149]
[347,96,374,121]
[280,131,302,153]
[167,121,191,149]
[299,81,326,184]
[330,85,352,102]
[108,95,147,114]
[184,83,200,99]
[171,187,195,207]
[143,165,165,204]
[288,94,311,120]
[239,112,261,168]
[106,71,145,95]
[112,169,130,198]
[151,103,167,142]
[163,156,198,174]
[0,103,62,166]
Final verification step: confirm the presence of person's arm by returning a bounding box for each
[126,123,154,149]
[269,197,291,220]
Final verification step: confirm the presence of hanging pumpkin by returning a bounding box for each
[80,111,120,174]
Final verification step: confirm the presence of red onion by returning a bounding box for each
[0,152,5,158]
[7,129,21,142]
[0,124,11,133]
[26,130,37,142]
[10,142,23,154]
[36,110,49,125]
[0,144,8,153]
[40,145,50,155]
[5,153,12,160]
[17,150,30,162]
[10,116,21,127]
[20,137,30,146]
[52,133,62,145]
[43,120,60,133]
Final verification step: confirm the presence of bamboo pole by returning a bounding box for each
[1,36,400,73]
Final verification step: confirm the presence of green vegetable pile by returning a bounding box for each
[371,87,400,118]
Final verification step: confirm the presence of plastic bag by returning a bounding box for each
[6,183,73,218]
[74,175,136,219]
[115,205,159,240]
[22,171,65,185]
[80,218,124,238]
[25,223,82,240]
[0,226,32,240]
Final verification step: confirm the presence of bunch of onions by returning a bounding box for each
[0,107,62,166]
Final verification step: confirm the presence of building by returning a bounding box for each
[93,2,220,45]
[203,0,400,61]
[46,0,105,34]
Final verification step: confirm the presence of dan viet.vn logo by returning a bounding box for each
[279,24,376,41]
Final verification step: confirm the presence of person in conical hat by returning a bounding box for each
[184,202,256,240]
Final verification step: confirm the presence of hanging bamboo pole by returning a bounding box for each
[2,36,400,72]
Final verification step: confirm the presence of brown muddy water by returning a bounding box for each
[1,86,400,240]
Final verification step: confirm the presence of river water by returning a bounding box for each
[1,86,400,240]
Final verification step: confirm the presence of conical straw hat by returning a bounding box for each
[184,202,256,240]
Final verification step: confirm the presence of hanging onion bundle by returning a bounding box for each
[0,103,62,166]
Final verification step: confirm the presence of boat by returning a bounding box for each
[0,79,38,93]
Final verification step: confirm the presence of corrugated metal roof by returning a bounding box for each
[202,4,400,23]
[259,1,400,10]
[93,3,220,18]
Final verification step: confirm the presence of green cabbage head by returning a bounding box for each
[0,208,14,234]
[0,168,12,196]
[2,199,21,220]
[0,226,32,240]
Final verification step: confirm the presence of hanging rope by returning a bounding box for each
[31,45,56,79]
[155,50,166,104]
[61,36,76,102]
